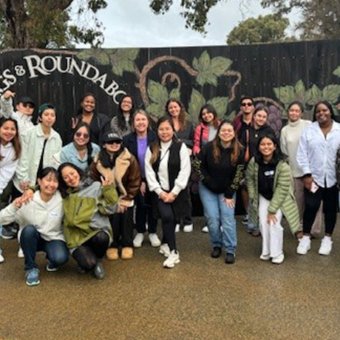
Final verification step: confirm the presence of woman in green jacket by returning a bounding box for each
[58,162,118,279]
[246,133,300,264]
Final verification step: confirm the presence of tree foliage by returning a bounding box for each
[149,0,219,33]
[0,0,107,48]
[227,14,290,45]
[261,0,340,40]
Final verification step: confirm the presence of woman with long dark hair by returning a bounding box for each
[145,116,191,268]
[199,120,244,264]
[247,133,300,264]
[60,121,100,173]
[110,94,135,137]
[58,163,118,279]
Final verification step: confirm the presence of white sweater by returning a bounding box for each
[0,142,18,195]
[280,119,311,177]
[0,191,65,242]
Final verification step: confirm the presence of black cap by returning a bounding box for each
[18,96,35,107]
[102,131,123,143]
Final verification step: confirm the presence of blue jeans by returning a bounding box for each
[199,182,237,254]
[20,225,69,271]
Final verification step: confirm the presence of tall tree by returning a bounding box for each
[0,0,107,48]
[227,14,290,45]
[261,0,340,40]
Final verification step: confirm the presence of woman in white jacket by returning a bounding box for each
[0,167,69,286]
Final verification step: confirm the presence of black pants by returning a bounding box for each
[303,185,338,235]
[72,231,109,271]
[157,200,177,251]
[135,192,157,234]
[110,207,134,247]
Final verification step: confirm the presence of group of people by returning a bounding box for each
[0,89,339,287]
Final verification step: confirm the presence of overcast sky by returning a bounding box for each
[85,0,279,48]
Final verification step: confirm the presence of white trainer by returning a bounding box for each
[319,236,333,256]
[148,233,161,247]
[297,235,311,255]
[17,247,24,258]
[163,250,180,268]
[159,243,170,257]
[133,233,144,248]
[175,224,180,233]
[272,253,285,264]
[201,225,209,233]
[0,253,4,263]
[260,254,270,261]
[183,224,193,232]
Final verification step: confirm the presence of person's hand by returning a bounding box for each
[116,203,127,213]
[71,117,79,129]
[159,191,168,202]
[13,197,23,208]
[303,176,313,191]
[223,198,235,208]
[3,90,15,100]
[101,175,113,187]
[164,192,177,203]
[267,213,277,225]
[19,180,30,191]
[187,148,192,156]
[140,182,146,196]
[22,189,34,202]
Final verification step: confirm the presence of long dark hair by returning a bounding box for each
[117,94,134,131]
[58,162,84,197]
[149,116,175,165]
[0,117,21,160]
[312,100,335,122]
[254,133,282,165]
[73,121,94,166]
[199,104,219,128]
[211,120,242,166]
[165,98,188,131]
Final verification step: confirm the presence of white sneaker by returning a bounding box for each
[175,224,180,233]
[272,253,285,264]
[201,225,209,233]
[159,243,170,257]
[163,250,180,268]
[183,224,193,232]
[148,233,161,247]
[0,253,4,263]
[133,233,144,248]
[297,235,311,255]
[260,254,270,261]
[319,236,333,256]
[18,247,24,258]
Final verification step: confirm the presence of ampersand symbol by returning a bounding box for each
[14,65,26,76]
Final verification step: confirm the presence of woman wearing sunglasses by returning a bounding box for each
[90,131,141,260]
[60,122,100,173]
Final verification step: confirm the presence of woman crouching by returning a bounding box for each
[58,163,118,279]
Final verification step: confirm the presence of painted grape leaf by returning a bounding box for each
[77,49,110,65]
[211,57,232,76]
[147,80,168,105]
[169,88,180,100]
[193,51,218,86]
[306,85,322,105]
[273,85,295,106]
[110,48,140,76]
[294,80,306,100]
[333,66,340,78]
[188,89,206,122]
[322,85,340,103]
[208,97,229,119]
[227,110,236,121]
[146,103,165,119]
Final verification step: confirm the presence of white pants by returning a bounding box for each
[259,195,283,258]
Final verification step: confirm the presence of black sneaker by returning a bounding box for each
[225,253,235,264]
[93,262,105,279]
[211,247,222,258]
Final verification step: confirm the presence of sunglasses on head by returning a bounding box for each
[241,102,253,107]
[75,132,89,139]
[106,139,122,144]
[23,103,34,109]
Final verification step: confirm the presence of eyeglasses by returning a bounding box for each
[23,103,34,109]
[75,132,89,139]
[241,102,253,107]
[122,100,132,104]
[106,140,122,145]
